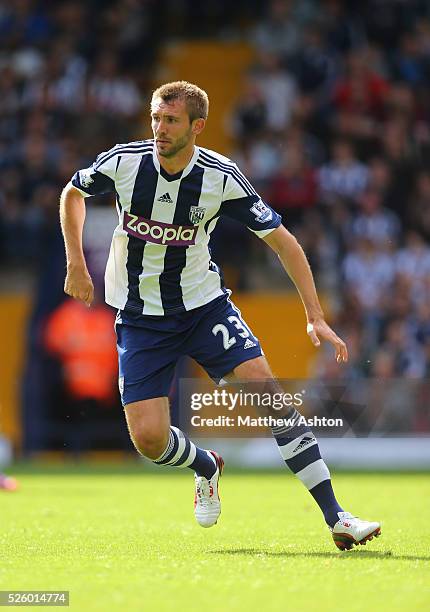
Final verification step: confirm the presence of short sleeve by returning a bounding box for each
[71,147,118,197]
[220,164,281,237]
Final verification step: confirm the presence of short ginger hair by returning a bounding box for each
[151,81,209,122]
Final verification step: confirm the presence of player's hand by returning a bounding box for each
[64,264,94,306]
[306,319,348,363]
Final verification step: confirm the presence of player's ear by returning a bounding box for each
[192,118,205,135]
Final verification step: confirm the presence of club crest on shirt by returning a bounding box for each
[189,206,206,225]
[79,167,95,188]
[250,199,272,223]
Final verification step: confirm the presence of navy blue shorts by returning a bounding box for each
[115,294,263,405]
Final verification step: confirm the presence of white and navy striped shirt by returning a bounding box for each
[72,139,281,316]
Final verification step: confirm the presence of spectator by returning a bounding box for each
[392,32,427,86]
[318,139,369,203]
[351,189,401,249]
[251,0,304,59]
[88,53,142,117]
[322,0,365,53]
[379,117,417,224]
[291,25,338,96]
[267,145,317,226]
[253,52,298,132]
[343,237,395,314]
[380,318,426,377]
[332,48,389,118]
[367,156,402,215]
[408,171,430,240]
[43,297,126,451]
[233,136,280,186]
[396,230,430,304]
[231,75,268,144]
[44,297,118,405]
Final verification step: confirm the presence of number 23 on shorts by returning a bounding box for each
[212,315,251,350]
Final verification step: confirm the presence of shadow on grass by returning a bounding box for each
[209,549,430,562]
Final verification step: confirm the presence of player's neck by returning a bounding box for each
[157,144,195,176]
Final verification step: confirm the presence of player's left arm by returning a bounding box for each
[219,162,347,361]
[263,225,348,363]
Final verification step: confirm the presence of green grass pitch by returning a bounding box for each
[1,467,429,611]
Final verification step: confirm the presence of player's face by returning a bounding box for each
[151,98,195,158]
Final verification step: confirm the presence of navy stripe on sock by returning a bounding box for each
[309,479,344,527]
[174,437,191,466]
[285,444,322,474]
[274,437,294,447]
[189,449,216,479]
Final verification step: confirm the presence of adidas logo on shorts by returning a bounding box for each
[244,338,256,349]
[157,192,173,203]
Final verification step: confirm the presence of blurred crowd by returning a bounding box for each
[1,0,430,447]
[0,0,163,265]
[229,0,430,392]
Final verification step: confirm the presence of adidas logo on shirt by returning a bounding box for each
[157,192,173,203]
[293,435,315,453]
[244,338,256,349]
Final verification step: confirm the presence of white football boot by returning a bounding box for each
[194,451,224,528]
[331,511,381,550]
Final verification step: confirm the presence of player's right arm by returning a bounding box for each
[60,147,118,305]
[60,183,94,306]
